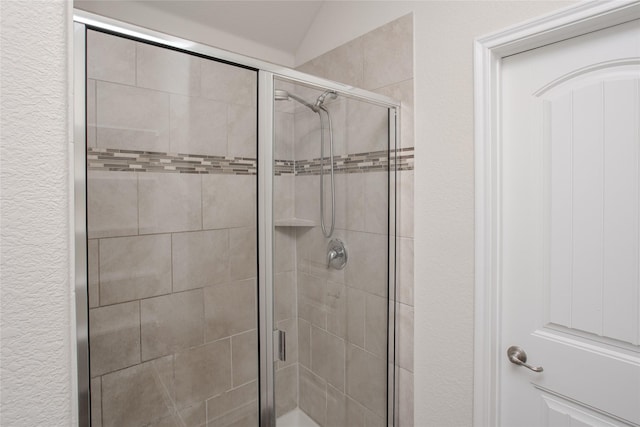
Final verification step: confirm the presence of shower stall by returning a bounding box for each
[74,11,399,427]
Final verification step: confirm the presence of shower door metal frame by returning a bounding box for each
[73,10,401,427]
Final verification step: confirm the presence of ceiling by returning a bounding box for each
[136,1,324,54]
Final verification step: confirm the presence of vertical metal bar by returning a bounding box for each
[258,70,276,427]
[73,21,90,427]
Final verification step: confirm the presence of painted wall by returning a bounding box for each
[0,1,74,425]
[296,2,573,425]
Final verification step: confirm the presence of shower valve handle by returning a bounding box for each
[327,239,347,270]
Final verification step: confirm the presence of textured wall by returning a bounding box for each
[0,1,73,425]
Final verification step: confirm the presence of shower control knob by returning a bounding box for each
[327,239,347,270]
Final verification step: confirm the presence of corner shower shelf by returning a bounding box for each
[274,218,317,227]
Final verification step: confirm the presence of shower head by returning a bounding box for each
[314,90,338,109]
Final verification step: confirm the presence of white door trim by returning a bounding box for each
[473,2,640,426]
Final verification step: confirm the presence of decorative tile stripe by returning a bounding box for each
[88,147,414,175]
[87,148,257,175]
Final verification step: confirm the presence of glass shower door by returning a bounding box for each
[85,29,259,427]
[272,77,393,426]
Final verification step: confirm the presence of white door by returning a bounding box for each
[500,18,640,427]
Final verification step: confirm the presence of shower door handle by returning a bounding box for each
[276,329,286,362]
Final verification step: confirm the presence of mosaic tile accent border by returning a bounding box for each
[87,148,257,175]
[88,147,414,175]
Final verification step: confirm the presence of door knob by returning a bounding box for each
[507,346,543,372]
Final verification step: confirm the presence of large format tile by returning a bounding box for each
[274,175,294,222]
[299,366,327,426]
[202,174,256,230]
[275,364,297,417]
[204,279,257,341]
[207,400,258,427]
[87,30,135,85]
[346,98,388,154]
[397,237,414,306]
[298,318,311,368]
[364,172,388,235]
[397,367,413,427]
[345,231,388,297]
[297,37,364,88]
[140,289,204,361]
[229,227,256,281]
[346,288,366,348]
[373,78,414,150]
[87,171,138,239]
[206,380,257,421]
[365,293,387,359]
[172,229,229,292]
[101,357,174,427]
[326,281,347,339]
[174,340,232,409]
[87,79,97,147]
[231,330,258,387]
[88,239,99,308]
[346,345,386,418]
[396,302,414,372]
[137,42,200,96]
[138,173,202,234]
[297,272,327,329]
[274,228,295,274]
[274,111,294,160]
[201,60,257,107]
[326,385,366,427]
[91,377,102,427]
[275,317,298,369]
[311,326,345,391]
[99,234,172,305]
[275,271,295,322]
[362,14,413,90]
[170,94,227,156]
[96,81,170,152]
[398,170,414,238]
[89,301,141,377]
[227,104,257,158]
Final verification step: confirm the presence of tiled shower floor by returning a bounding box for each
[277,408,320,427]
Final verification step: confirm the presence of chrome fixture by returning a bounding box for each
[507,346,544,372]
[275,89,338,237]
[327,239,347,270]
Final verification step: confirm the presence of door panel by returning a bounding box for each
[500,19,640,427]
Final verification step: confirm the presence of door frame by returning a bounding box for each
[473,1,640,426]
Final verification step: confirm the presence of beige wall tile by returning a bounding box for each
[88,239,99,308]
[373,79,414,149]
[297,272,327,329]
[207,400,258,427]
[326,281,346,339]
[311,326,345,391]
[274,111,294,160]
[345,231,387,297]
[326,385,366,427]
[204,279,257,341]
[202,174,256,230]
[137,42,200,96]
[139,173,202,234]
[88,171,138,239]
[229,227,257,281]
[140,289,204,361]
[346,345,386,418]
[294,175,319,223]
[398,170,414,238]
[99,234,172,305]
[89,301,140,377]
[365,293,387,359]
[293,109,320,162]
[174,340,232,408]
[201,60,256,107]
[396,303,413,372]
[274,175,294,222]
[275,318,298,369]
[345,173,365,232]
[231,330,258,387]
[96,81,170,152]
[299,366,327,426]
[364,172,389,235]
[177,402,206,427]
[228,104,257,158]
[346,288,366,348]
[87,30,135,85]
[362,14,413,90]
[275,364,297,417]
[346,99,388,154]
[274,228,295,273]
[91,377,102,427]
[275,271,295,322]
[296,227,346,285]
[206,380,257,421]
[397,237,414,306]
[297,38,364,88]
[170,94,227,156]
[87,79,97,147]
[172,230,229,292]
[101,357,174,427]
[298,317,311,368]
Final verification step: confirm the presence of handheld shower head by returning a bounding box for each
[314,90,338,109]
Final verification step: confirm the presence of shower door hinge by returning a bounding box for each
[274,329,286,362]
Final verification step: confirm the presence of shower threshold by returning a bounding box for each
[277,408,320,427]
